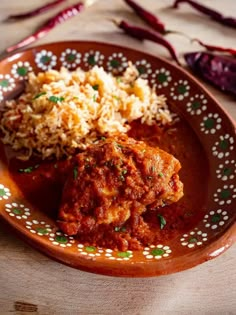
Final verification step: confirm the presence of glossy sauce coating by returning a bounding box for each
[6,117,209,251]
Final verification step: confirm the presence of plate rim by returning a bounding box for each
[0,40,235,277]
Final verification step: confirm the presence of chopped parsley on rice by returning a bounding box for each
[0,63,172,160]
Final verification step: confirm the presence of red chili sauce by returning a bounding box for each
[6,114,209,251]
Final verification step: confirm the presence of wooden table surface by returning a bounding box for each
[0,0,235,314]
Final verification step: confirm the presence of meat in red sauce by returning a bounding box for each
[58,135,183,238]
[6,116,209,251]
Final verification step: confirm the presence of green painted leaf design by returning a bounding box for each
[85,246,96,252]
[110,59,120,68]
[189,237,197,243]
[220,189,231,199]
[211,214,221,223]
[17,67,28,76]
[0,79,9,87]
[219,139,228,150]
[222,168,232,176]
[36,227,49,235]
[151,248,165,256]
[204,118,215,129]
[117,251,131,258]
[191,101,201,110]
[177,84,187,94]
[88,55,96,65]
[157,73,167,83]
[13,208,21,215]
[55,235,68,244]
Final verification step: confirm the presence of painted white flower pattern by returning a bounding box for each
[5,203,30,220]
[11,61,32,80]
[77,244,103,257]
[212,134,234,159]
[0,47,236,264]
[214,184,236,205]
[26,220,53,235]
[35,50,57,70]
[200,113,222,134]
[170,79,190,100]
[204,209,229,230]
[151,68,172,88]
[0,184,11,200]
[216,160,236,181]
[83,50,104,67]
[0,74,15,92]
[49,231,75,248]
[180,230,208,248]
[143,244,171,259]
[134,59,152,79]
[186,94,207,115]
[104,248,133,261]
[60,49,81,69]
[107,53,128,73]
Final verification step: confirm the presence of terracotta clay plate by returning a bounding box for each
[0,41,235,277]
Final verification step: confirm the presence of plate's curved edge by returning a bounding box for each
[1,206,235,277]
[0,40,235,277]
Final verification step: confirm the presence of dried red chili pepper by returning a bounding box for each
[173,0,236,29]
[185,52,236,96]
[6,2,86,53]
[7,0,66,20]
[124,0,166,34]
[192,39,236,57]
[113,19,180,65]
[123,0,189,37]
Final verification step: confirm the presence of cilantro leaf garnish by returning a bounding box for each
[157,214,166,230]
[48,96,65,103]
[18,164,39,173]
[33,92,46,100]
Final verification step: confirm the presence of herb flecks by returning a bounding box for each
[116,143,123,149]
[151,166,155,172]
[18,164,39,173]
[119,175,125,182]
[92,84,99,90]
[114,226,126,232]
[113,95,120,101]
[73,167,78,180]
[93,94,97,102]
[100,136,106,141]
[116,76,122,83]
[121,169,128,175]
[158,172,164,177]
[157,214,166,230]
[48,95,65,103]
[33,92,46,100]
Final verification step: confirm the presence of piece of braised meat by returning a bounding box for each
[57,135,183,235]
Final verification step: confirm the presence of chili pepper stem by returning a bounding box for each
[191,38,236,56]
[112,19,181,66]
[166,30,192,40]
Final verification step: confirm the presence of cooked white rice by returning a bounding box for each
[0,63,173,160]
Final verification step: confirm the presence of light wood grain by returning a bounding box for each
[0,0,235,314]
